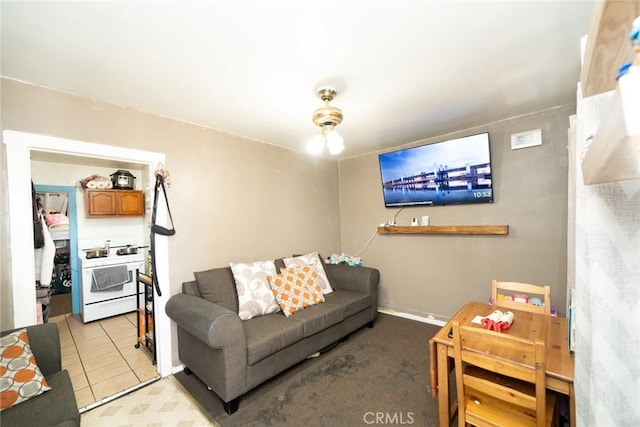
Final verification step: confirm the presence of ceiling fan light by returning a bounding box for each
[325,128,344,155]
[327,141,344,155]
[307,134,325,155]
[310,87,345,155]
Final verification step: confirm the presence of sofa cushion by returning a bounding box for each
[274,258,286,273]
[230,260,281,320]
[0,369,80,427]
[1,329,51,411]
[243,314,304,365]
[286,303,344,337]
[194,267,239,313]
[324,290,372,317]
[284,252,333,294]
[268,266,325,317]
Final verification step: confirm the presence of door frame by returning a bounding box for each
[4,130,172,377]
[34,185,80,314]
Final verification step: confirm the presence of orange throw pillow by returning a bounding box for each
[268,265,325,316]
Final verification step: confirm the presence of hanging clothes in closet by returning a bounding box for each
[36,190,73,301]
[32,185,56,322]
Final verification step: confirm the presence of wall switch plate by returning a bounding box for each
[511,129,542,150]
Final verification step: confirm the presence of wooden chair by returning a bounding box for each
[491,280,551,315]
[452,320,556,427]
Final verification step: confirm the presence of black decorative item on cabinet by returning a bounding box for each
[135,270,156,364]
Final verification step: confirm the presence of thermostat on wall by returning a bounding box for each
[511,129,542,150]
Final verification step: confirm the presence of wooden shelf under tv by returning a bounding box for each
[376,225,509,235]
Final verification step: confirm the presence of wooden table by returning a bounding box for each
[428,301,575,427]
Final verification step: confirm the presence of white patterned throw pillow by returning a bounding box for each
[230,260,281,320]
[283,252,333,294]
[1,329,51,411]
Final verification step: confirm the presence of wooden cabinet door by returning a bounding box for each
[86,190,117,216]
[117,191,144,216]
[86,189,144,217]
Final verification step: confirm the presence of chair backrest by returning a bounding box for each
[452,320,548,427]
[492,279,552,315]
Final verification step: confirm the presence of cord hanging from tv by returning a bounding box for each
[378,132,493,207]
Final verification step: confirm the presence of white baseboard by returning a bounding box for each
[171,364,186,375]
[377,307,448,327]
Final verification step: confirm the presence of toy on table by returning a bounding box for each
[493,293,546,306]
[481,309,514,332]
[481,310,503,330]
[511,293,529,304]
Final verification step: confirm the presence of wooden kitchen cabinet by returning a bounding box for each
[117,191,145,216]
[86,189,144,217]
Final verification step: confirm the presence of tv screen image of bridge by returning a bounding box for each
[383,163,491,192]
[381,162,493,206]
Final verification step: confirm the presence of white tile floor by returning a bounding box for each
[49,311,159,409]
[81,375,217,426]
[49,312,217,426]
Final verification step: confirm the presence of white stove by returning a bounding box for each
[80,250,145,267]
[78,239,146,323]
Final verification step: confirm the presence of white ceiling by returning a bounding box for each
[1,0,593,158]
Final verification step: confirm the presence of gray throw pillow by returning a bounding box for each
[194,267,239,313]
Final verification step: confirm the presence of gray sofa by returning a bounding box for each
[0,323,80,427]
[165,260,380,414]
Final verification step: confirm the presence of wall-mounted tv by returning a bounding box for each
[378,132,493,207]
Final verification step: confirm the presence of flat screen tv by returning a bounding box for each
[378,132,493,207]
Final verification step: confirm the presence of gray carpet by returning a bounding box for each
[174,313,442,427]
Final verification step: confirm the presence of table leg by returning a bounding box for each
[569,382,576,427]
[429,339,437,398]
[436,342,451,427]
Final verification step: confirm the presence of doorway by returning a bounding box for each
[34,185,79,316]
[3,130,172,379]
[34,184,158,411]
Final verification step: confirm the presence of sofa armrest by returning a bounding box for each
[26,323,62,377]
[165,294,245,348]
[324,264,380,294]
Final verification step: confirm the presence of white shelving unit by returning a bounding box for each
[581,68,640,185]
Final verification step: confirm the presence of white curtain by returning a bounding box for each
[571,87,640,426]
[36,191,69,215]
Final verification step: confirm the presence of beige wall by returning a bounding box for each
[0,78,341,355]
[338,106,572,319]
[1,76,572,333]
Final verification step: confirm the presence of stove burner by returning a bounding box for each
[85,248,108,259]
[116,246,139,256]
